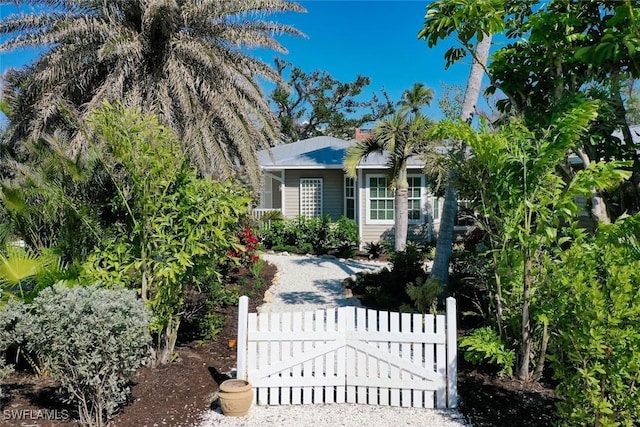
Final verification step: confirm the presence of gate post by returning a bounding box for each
[446,297,458,408]
[236,295,249,380]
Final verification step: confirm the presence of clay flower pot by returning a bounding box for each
[218,379,253,417]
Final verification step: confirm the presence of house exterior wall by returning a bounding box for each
[271,176,282,209]
[357,168,436,246]
[283,169,345,220]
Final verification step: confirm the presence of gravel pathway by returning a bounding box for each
[196,253,470,427]
[257,252,388,313]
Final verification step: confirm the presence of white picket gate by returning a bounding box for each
[235,296,457,409]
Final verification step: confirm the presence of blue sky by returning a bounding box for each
[264,0,479,119]
[0,1,487,122]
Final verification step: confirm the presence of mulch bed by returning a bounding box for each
[1,258,560,427]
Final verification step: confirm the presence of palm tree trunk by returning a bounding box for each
[395,186,409,251]
[431,34,492,286]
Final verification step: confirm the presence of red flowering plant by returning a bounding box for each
[228,226,260,268]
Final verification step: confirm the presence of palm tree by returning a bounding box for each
[0,0,304,185]
[396,83,434,115]
[344,113,435,251]
[430,35,492,286]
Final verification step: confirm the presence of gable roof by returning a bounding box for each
[258,135,424,170]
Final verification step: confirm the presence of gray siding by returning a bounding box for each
[271,177,282,209]
[283,170,345,220]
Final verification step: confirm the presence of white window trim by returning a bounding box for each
[299,178,323,218]
[365,174,426,225]
[344,176,356,220]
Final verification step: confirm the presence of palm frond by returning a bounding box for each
[344,137,386,178]
[2,0,306,186]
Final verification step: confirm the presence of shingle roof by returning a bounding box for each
[258,135,424,170]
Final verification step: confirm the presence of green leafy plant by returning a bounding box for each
[460,326,515,378]
[25,284,151,427]
[80,103,251,365]
[432,101,631,380]
[547,214,640,426]
[364,241,386,259]
[0,246,74,305]
[0,300,30,381]
[390,241,427,285]
[259,215,359,256]
[406,277,441,315]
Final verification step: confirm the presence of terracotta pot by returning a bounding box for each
[218,379,253,417]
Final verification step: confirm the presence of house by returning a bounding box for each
[255,135,445,247]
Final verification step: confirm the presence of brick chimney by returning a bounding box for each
[354,127,373,140]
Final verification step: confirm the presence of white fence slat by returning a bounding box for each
[377,310,390,406]
[425,314,435,373]
[412,313,424,408]
[389,312,400,407]
[237,296,249,380]
[336,307,347,403]
[435,314,447,408]
[400,312,412,408]
[257,312,269,405]
[302,311,314,404]
[268,312,280,405]
[280,312,292,405]
[291,311,303,404]
[325,309,336,404]
[345,307,356,403]
[366,309,379,406]
[446,297,458,408]
[314,310,324,404]
[356,308,367,404]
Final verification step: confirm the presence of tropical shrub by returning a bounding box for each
[229,226,260,268]
[406,277,441,315]
[350,243,427,310]
[548,214,640,426]
[0,300,29,381]
[25,284,151,427]
[364,241,386,259]
[390,241,427,285]
[432,102,630,380]
[80,103,251,365]
[259,215,359,255]
[0,246,74,305]
[459,326,515,378]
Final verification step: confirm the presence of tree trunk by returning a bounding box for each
[518,251,533,381]
[532,320,550,382]
[431,34,492,286]
[395,183,409,251]
[575,147,611,224]
[155,317,180,366]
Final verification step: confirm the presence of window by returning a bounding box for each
[344,176,356,220]
[368,176,395,221]
[408,176,422,220]
[300,178,322,218]
[367,175,424,223]
[433,196,440,221]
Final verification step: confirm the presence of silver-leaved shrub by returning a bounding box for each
[0,300,29,381]
[25,284,151,427]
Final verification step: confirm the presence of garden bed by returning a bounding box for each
[0,259,559,427]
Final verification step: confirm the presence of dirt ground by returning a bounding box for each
[0,260,559,427]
